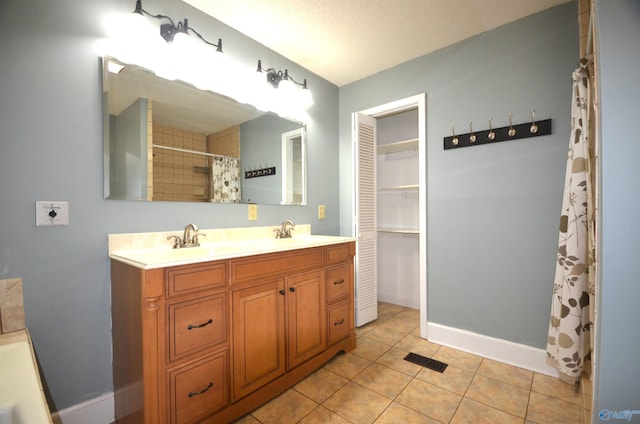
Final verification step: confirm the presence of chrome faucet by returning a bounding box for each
[274,220,295,239]
[167,223,205,248]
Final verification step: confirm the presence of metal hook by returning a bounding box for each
[469,121,476,143]
[451,125,459,146]
[488,117,496,140]
[530,109,538,134]
[508,113,516,137]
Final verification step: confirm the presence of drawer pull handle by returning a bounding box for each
[188,382,213,398]
[187,319,213,330]
[334,318,345,326]
[334,279,345,285]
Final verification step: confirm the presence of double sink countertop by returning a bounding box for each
[109,224,354,270]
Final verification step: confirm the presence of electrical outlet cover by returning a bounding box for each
[36,201,69,226]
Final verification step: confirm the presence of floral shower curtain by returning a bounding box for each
[211,156,241,203]
[546,62,596,384]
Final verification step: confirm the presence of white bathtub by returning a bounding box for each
[0,330,52,424]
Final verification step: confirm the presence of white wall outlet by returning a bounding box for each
[36,201,69,226]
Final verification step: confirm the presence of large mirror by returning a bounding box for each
[102,56,307,205]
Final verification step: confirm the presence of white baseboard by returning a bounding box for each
[427,322,559,377]
[51,392,114,424]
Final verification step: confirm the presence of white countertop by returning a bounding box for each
[109,226,354,269]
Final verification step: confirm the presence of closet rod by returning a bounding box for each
[152,144,226,159]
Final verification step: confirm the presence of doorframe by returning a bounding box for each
[356,93,427,338]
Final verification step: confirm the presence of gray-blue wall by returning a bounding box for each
[593,0,640,421]
[0,0,339,411]
[340,2,578,348]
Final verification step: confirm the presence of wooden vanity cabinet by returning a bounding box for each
[111,241,355,424]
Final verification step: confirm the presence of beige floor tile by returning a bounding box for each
[353,363,413,399]
[295,368,349,403]
[395,308,420,323]
[356,322,380,338]
[527,391,582,424]
[433,345,482,373]
[395,379,462,423]
[451,398,524,424]
[465,374,530,418]
[374,402,440,424]
[378,302,406,316]
[324,352,372,379]
[251,389,318,424]
[365,325,407,346]
[394,334,440,358]
[477,358,533,390]
[379,316,419,334]
[375,346,422,377]
[531,373,582,405]
[415,364,474,395]
[352,336,393,361]
[323,382,392,424]
[298,406,351,424]
[232,414,261,423]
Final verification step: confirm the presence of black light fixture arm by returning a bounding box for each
[133,0,176,27]
[134,0,223,52]
[256,60,308,89]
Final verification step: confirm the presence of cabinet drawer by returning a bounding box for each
[230,248,324,284]
[327,300,351,346]
[166,262,227,298]
[169,294,227,361]
[169,350,228,424]
[326,242,355,265]
[326,264,351,303]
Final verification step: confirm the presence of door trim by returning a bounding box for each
[356,93,427,339]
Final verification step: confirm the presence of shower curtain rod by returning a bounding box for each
[152,144,229,159]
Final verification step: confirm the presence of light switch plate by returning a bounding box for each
[36,201,69,226]
[248,204,258,221]
[318,205,326,220]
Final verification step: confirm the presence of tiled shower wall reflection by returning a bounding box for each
[152,124,210,202]
[151,123,241,202]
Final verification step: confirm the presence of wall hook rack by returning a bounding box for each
[443,117,551,150]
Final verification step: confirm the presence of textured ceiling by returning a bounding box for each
[184,0,571,87]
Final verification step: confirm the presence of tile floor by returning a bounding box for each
[234,302,593,424]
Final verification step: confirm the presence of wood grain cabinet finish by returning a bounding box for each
[111,241,355,424]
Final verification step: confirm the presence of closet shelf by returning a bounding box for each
[377,184,419,191]
[377,138,419,154]
[377,227,419,234]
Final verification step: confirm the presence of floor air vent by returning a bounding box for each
[403,352,448,373]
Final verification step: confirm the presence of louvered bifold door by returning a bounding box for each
[353,112,378,326]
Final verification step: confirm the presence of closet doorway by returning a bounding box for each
[353,93,427,338]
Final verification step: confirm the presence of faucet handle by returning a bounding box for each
[273,228,283,239]
[193,232,206,247]
[167,235,182,249]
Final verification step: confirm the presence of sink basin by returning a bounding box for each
[110,235,354,269]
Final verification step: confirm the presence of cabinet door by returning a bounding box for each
[286,270,326,370]
[231,280,285,401]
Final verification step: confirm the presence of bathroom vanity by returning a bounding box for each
[109,226,355,423]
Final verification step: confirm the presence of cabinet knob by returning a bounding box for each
[289,287,296,292]
[279,290,286,295]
